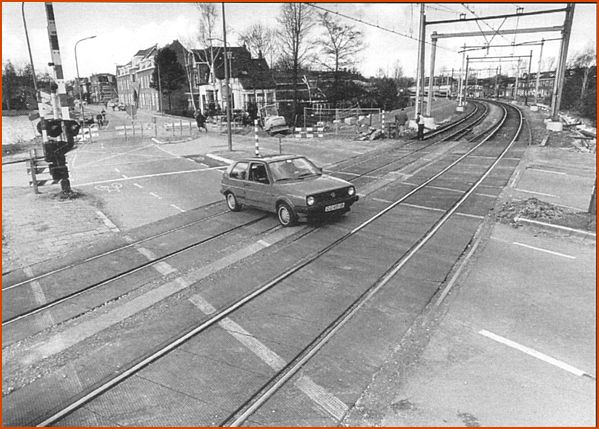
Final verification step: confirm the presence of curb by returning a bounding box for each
[514,216,596,240]
[205,153,234,165]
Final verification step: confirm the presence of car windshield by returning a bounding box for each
[269,157,321,182]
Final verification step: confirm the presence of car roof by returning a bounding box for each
[237,154,305,163]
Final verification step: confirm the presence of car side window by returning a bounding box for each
[249,163,270,184]
[230,162,248,180]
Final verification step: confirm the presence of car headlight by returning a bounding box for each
[307,196,315,206]
[348,186,355,196]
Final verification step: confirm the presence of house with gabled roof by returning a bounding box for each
[189,45,277,115]
[116,44,158,110]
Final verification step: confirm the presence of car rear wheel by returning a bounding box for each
[277,203,297,227]
[226,192,241,212]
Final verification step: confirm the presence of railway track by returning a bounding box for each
[2,102,485,338]
[2,100,532,427]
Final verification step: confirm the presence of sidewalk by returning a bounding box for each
[346,129,596,426]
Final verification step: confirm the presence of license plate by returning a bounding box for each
[325,202,345,212]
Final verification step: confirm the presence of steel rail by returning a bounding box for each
[5,103,490,329]
[223,101,523,426]
[37,100,512,428]
[3,215,270,326]
[3,201,228,291]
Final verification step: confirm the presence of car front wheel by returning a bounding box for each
[226,192,242,212]
[277,202,297,227]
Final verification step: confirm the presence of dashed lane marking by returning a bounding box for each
[189,294,349,421]
[134,183,143,189]
[479,329,593,378]
[170,204,185,213]
[121,174,128,179]
[115,168,121,173]
[149,192,162,200]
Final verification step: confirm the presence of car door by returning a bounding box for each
[226,161,249,203]
[245,162,274,211]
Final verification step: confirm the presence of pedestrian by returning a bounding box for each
[394,108,408,137]
[416,112,425,140]
[195,110,207,133]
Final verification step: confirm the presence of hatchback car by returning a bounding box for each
[221,154,359,226]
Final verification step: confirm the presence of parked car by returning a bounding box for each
[221,154,359,226]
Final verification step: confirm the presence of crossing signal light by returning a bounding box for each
[63,120,81,138]
[42,119,64,138]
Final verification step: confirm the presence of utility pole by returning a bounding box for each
[463,55,470,104]
[524,50,532,105]
[457,44,466,111]
[222,2,232,151]
[534,39,545,105]
[414,3,425,119]
[426,32,438,116]
[514,58,520,101]
[550,3,575,122]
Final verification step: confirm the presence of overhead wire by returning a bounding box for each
[306,3,457,52]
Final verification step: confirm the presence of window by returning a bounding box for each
[248,163,269,184]
[230,162,248,180]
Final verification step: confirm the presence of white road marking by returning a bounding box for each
[515,188,558,198]
[115,168,121,173]
[512,242,576,259]
[75,144,154,169]
[23,267,56,326]
[134,183,143,189]
[514,216,596,237]
[121,174,128,179]
[479,329,591,378]
[528,168,566,175]
[372,197,391,203]
[149,192,162,199]
[135,248,176,276]
[95,210,120,232]
[401,202,485,219]
[73,166,226,187]
[11,227,302,368]
[170,204,185,212]
[188,294,349,421]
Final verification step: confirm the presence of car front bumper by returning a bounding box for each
[296,195,359,219]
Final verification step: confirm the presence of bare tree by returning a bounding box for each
[569,46,596,100]
[277,3,315,116]
[194,3,223,94]
[316,12,364,74]
[237,23,278,66]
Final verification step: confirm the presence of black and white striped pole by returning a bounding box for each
[254,119,260,157]
[44,2,73,193]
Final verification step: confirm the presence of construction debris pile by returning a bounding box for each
[496,197,596,232]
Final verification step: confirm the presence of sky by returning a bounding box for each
[3,2,596,81]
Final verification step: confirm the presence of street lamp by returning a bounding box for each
[74,35,96,122]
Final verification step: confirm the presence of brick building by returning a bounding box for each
[90,73,117,104]
[116,45,159,110]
